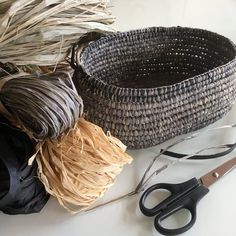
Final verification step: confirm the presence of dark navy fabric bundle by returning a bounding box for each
[0,115,49,214]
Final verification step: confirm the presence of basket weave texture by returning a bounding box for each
[74,27,236,149]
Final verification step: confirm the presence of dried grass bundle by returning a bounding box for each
[37,118,133,213]
[0,0,115,69]
[0,72,83,139]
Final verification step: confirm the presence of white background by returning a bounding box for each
[1,0,236,235]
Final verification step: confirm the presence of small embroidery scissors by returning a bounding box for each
[139,157,236,235]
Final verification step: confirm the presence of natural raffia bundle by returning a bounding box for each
[0,72,83,139]
[0,0,115,70]
[37,118,133,213]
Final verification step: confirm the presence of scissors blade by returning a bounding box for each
[199,157,236,188]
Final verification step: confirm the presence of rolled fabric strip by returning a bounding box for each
[0,72,83,140]
[0,115,49,214]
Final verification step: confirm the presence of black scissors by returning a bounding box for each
[139,157,236,235]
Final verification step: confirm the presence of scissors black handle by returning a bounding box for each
[139,178,209,235]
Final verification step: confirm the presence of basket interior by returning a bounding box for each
[81,28,236,88]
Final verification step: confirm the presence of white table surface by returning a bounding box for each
[1,0,236,235]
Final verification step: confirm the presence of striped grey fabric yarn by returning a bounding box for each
[73,27,236,149]
[0,72,83,140]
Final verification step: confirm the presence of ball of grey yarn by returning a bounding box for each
[0,72,83,140]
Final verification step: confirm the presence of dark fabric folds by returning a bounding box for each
[0,115,49,215]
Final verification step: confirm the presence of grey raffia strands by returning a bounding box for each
[0,72,83,140]
[0,0,115,70]
[74,27,236,149]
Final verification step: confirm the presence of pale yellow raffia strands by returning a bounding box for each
[36,118,133,214]
[0,0,115,66]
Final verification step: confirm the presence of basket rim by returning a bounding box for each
[78,26,236,97]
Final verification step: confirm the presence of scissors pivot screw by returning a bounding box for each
[212,172,220,178]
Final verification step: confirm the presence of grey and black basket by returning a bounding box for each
[73,27,236,149]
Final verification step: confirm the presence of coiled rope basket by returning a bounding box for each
[73,27,236,149]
